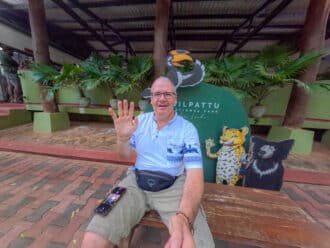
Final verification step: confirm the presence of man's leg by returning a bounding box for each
[148,175,215,248]
[192,207,215,248]
[82,232,114,248]
[82,170,147,247]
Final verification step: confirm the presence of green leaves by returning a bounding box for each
[105,55,153,98]
[29,53,154,104]
[57,64,82,87]
[31,63,62,100]
[203,45,326,104]
[307,80,330,93]
[78,54,153,98]
[31,63,59,85]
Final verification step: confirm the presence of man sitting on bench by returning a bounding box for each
[81,77,214,248]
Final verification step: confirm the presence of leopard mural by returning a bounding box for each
[205,126,249,185]
[240,136,294,191]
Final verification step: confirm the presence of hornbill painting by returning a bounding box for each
[141,50,205,98]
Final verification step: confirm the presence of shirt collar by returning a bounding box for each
[152,111,177,126]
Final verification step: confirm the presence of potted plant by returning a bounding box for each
[30,63,62,112]
[251,45,323,113]
[204,55,259,103]
[77,53,109,107]
[102,55,153,111]
[122,56,153,111]
[100,54,125,109]
[204,45,326,118]
[53,63,92,107]
[30,63,70,132]
[56,54,113,107]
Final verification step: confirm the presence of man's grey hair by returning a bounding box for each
[151,76,177,93]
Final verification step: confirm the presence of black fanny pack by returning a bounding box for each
[135,169,177,192]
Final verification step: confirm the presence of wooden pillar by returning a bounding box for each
[28,0,50,64]
[28,0,57,112]
[283,0,330,127]
[153,0,171,78]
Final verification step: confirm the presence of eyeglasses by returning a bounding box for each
[151,92,177,99]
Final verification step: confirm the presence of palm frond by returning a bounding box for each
[255,45,290,67]
[31,63,59,85]
[307,80,330,93]
[277,50,324,79]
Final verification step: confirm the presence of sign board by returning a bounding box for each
[147,82,250,182]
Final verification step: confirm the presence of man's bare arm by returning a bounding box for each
[179,168,204,223]
[116,138,134,160]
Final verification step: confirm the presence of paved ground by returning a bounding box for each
[0,151,329,248]
[0,105,329,247]
[0,122,117,151]
[1,122,329,174]
[0,151,128,248]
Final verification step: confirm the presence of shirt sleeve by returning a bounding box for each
[129,133,136,150]
[183,122,203,170]
[129,113,144,150]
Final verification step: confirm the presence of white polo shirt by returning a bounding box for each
[130,112,202,176]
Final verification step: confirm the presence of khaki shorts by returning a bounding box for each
[86,170,215,247]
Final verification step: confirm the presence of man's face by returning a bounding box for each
[150,78,177,116]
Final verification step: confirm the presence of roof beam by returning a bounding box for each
[0,0,229,10]
[78,33,299,41]
[51,0,118,54]
[80,0,154,8]
[67,0,135,56]
[50,14,250,23]
[78,0,231,8]
[0,2,92,59]
[216,0,275,58]
[96,49,260,54]
[63,24,303,33]
[228,0,294,56]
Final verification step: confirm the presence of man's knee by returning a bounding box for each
[82,231,114,248]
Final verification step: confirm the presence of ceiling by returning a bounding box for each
[0,0,327,61]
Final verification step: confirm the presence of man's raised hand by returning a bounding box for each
[108,99,138,142]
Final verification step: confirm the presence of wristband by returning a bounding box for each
[176,211,194,234]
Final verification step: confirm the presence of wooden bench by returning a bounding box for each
[121,183,330,247]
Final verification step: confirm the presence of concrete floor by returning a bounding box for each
[0,105,329,247]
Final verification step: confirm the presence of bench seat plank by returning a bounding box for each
[139,183,330,247]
